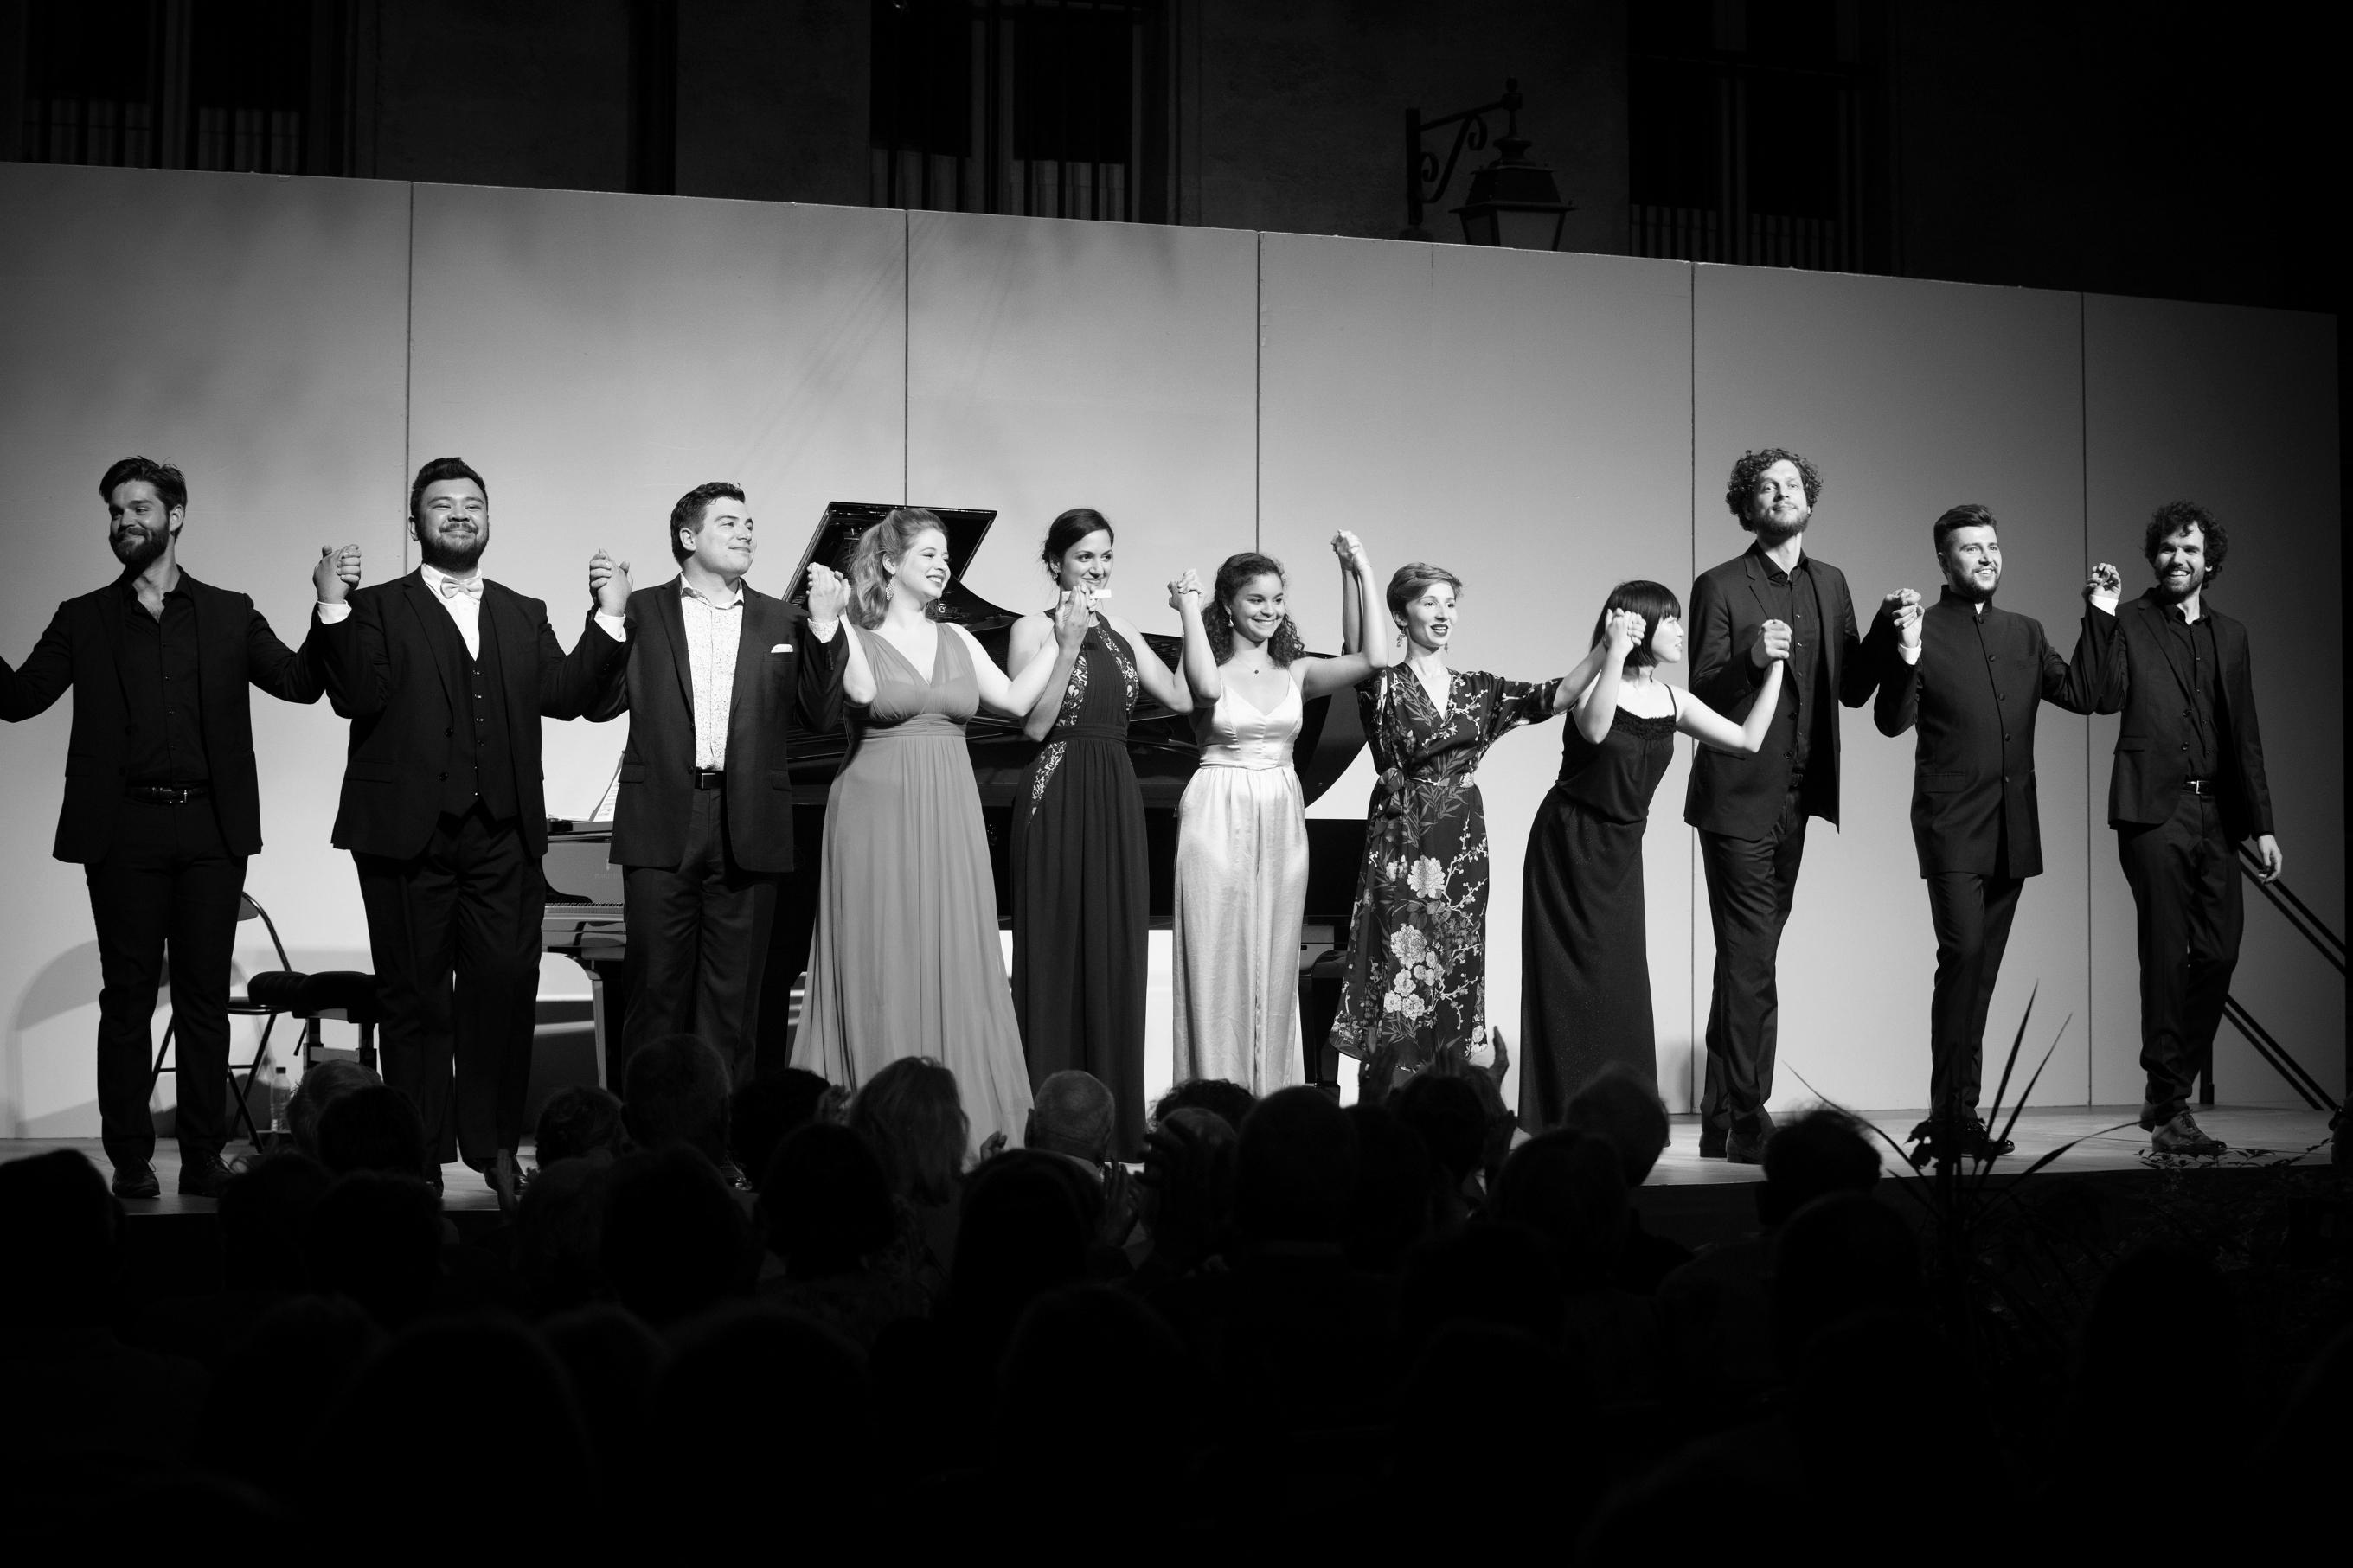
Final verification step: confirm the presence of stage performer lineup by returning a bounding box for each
[2,449,2287,1196]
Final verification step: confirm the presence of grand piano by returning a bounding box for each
[543,501,1369,1087]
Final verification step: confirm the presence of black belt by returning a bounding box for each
[1048,724,1128,744]
[126,783,208,804]
[692,769,726,790]
[2183,777,2218,797]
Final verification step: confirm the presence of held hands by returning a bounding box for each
[2085,561,2122,607]
[588,551,632,617]
[1890,588,1924,651]
[1168,568,1204,613]
[1603,608,1645,655]
[1330,529,1370,573]
[1750,616,1794,667]
[313,544,362,604]
[805,561,850,626]
[1054,582,1096,650]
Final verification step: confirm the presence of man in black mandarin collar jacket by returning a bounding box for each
[0,457,329,1199]
[1683,448,1901,1162]
[315,457,629,1193]
[583,482,850,1088]
[1872,506,2112,1161]
[2087,502,2280,1158]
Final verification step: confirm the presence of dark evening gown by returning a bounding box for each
[1330,665,1560,1079]
[1010,622,1149,1159]
[1519,694,1679,1130]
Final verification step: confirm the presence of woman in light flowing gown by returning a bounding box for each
[1165,533,1383,1094]
[793,508,1086,1151]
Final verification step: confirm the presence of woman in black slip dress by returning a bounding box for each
[1003,509,1190,1161]
[1518,580,1789,1130]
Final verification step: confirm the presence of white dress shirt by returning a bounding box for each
[316,564,626,656]
[678,576,745,770]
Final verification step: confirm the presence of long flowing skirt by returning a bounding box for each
[1519,785,1657,1130]
[1011,735,1149,1158]
[795,729,1035,1149]
[1171,764,1308,1097]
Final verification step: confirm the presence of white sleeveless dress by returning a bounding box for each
[1170,668,1310,1095]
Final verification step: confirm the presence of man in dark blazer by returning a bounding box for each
[315,456,629,1195]
[586,481,850,1089]
[0,457,337,1199]
[2090,501,2281,1157]
[1873,505,2112,1162]
[1685,448,1901,1162]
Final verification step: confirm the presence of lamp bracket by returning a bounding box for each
[1403,79,1523,239]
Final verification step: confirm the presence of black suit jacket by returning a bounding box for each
[587,579,843,874]
[1873,591,2109,879]
[0,571,324,862]
[2093,591,2273,841]
[317,570,625,861]
[1683,546,1893,835]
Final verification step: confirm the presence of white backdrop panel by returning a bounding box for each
[2082,294,2344,1108]
[1259,234,1696,1109]
[1693,266,2089,1116]
[0,166,411,1135]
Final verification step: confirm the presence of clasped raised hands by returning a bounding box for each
[805,561,850,625]
[1750,616,1794,666]
[313,543,362,604]
[1168,567,1204,612]
[1603,607,1646,654]
[1330,528,1370,573]
[2084,561,2122,605]
[588,550,632,616]
[1054,581,1097,649]
[1885,587,1924,650]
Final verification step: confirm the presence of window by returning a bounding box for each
[869,0,1174,223]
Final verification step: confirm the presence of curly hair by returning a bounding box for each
[1589,579,1683,674]
[1723,447,1824,528]
[1386,562,1465,627]
[1040,507,1113,581]
[1202,551,1306,668]
[2144,500,2228,586]
[846,1057,967,1206]
[847,507,947,630]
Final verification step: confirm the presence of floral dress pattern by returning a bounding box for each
[1329,664,1559,1077]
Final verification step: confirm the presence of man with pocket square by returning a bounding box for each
[588,483,850,1090]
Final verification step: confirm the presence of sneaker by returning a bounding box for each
[2151,1111,2226,1157]
[112,1162,161,1200]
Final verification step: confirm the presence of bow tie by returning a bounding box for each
[437,576,483,601]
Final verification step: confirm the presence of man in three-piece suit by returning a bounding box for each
[315,456,630,1194]
[1873,504,2111,1162]
[2091,501,2282,1157]
[1685,448,1901,1162]
[587,481,850,1089]
[0,458,331,1199]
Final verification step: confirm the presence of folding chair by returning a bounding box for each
[148,891,294,1148]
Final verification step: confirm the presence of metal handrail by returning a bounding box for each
[2238,845,2346,974]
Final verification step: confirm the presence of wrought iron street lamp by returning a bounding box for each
[1401,79,1574,250]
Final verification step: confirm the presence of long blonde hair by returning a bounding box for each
[848,507,947,630]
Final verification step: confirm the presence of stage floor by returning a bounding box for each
[2,1104,2331,1222]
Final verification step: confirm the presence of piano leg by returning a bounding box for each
[589,971,609,1092]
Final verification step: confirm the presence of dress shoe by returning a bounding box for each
[2151,1110,2226,1157]
[1724,1126,1769,1165]
[1962,1115,2014,1161]
[112,1162,161,1200]
[177,1154,234,1199]
[486,1148,520,1212]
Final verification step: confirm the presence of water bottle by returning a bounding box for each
[269,1065,292,1138]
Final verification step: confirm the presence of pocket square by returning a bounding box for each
[771,643,792,653]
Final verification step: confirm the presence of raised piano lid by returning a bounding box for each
[781,501,1008,628]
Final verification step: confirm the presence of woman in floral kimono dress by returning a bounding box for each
[1328,563,1610,1088]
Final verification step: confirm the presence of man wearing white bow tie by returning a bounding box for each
[315,456,631,1197]
[586,482,850,1091]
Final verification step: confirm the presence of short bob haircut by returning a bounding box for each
[1040,507,1113,580]
[1385,562,1465,625]
[847,507,947,630]
[670,481,746,564]
[1589,579,1683,673]
[1202,551,1307,668]
[2144,500,2229,586]
[1723,447,1824,528]
[408,456,488,525]
[1933,502,1999,553]
[99,456,187,514]
[845,1056,968,1207]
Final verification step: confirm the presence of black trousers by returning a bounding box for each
[1923,871,2025,1120]
[355,807,544,1171]
[2118,790,2241,1127]
[1698,790,1811,1138]
[85,799,247,1168]
[620,787,777,1091]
